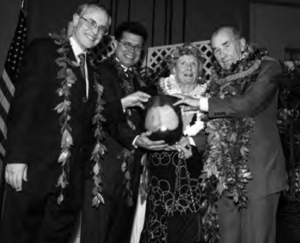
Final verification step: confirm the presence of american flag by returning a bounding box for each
[0,7,27,209]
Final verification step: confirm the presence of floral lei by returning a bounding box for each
[109,56,140,206]
[200,45,267,242]
[159,74,208,136]
[51,30,106,206]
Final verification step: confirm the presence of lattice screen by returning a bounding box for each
[146,41,213,81]
[90,37,213,81]
[89,35,116,67]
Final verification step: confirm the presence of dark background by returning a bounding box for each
[24,0,300,59]
[1,1,300,242]
[26,0,249,46]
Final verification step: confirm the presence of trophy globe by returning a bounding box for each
[144,95,183,145]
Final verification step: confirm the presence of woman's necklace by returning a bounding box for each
[178,83,197,96]
[159,75,207,136]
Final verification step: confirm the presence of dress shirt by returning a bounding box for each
[199,97,209,112]
[115,57,133,74]
[70,37,89,99]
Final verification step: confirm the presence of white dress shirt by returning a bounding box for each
[69,37,89,99]
[199,97,209,112]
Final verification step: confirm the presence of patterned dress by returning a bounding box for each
[140,76,207,243]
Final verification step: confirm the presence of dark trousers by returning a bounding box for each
[0,171,83,243]
[218,192,280,243]
[81,178,135,243]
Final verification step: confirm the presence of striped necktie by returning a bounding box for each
[78,53,86,80]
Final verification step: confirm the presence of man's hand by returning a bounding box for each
[173,94,200,111]
[121,91,151,110]
[135,131,168,151]
[5,163,28,191]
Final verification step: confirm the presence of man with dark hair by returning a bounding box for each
[175,26,287,243]
[80,21,167,243]
[0,2,111,243]
[114,21,148,43]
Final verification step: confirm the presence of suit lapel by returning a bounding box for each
[67,46,83,84]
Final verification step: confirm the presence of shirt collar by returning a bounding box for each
[115,57,132,73]
[70,36,86,62]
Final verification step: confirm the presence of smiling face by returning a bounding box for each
[211,28,246,70]
[115,32,144,68]
[173,55,201,84]
[72,6,110,51]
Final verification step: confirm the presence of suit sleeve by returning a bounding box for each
[95,64,127,125]
[208,60,281,118]
[5,39,54,164]
[97,66,139,150]
[104,95,127,124]
[191,131,207,153]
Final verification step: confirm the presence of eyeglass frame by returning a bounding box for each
[80,16,109,35]
[119,40,143,52]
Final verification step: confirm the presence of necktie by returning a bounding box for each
[78,53,86,80]
[78,53,90,100]
[126,68,133,79]
[123,69,134,94]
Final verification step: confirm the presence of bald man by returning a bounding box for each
[0,3,111,243]
[175,26,287,243]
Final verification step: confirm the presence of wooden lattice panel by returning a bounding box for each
[90,38,213,81]
[89,35,116,67]
[146,41,213,81]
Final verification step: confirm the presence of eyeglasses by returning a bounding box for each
[80,16,109,35]
[119,41,142,52]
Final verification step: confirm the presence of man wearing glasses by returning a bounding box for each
[81,22,168,243]
[0,2,110,243]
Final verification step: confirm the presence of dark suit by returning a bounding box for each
[208,59,287,243]
[0,38,96,243]
[81,56,144,243]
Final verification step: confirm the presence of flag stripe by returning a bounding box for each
[0,125,6,144]
[0,86,10,114]
[0,140,5,157]
[0,100,8,126]
[2,69,15,96]
[0,115,7,140]
[0,74,14,110]
[0,6,27,220]
[0,131,6,158]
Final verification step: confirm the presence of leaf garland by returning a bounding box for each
[51,30,106,205]
[91,74,107,207]
[107,56,141,207]
[119,148,135,207]
[51,30,78,204]
[277,62,300,197]
[200,45,266,242]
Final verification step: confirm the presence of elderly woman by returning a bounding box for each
[140,43,208,243]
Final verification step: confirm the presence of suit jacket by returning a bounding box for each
[81,56,145,243]
[93,56,145,199]
[208,58,287,198]
[5,38,97,194]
